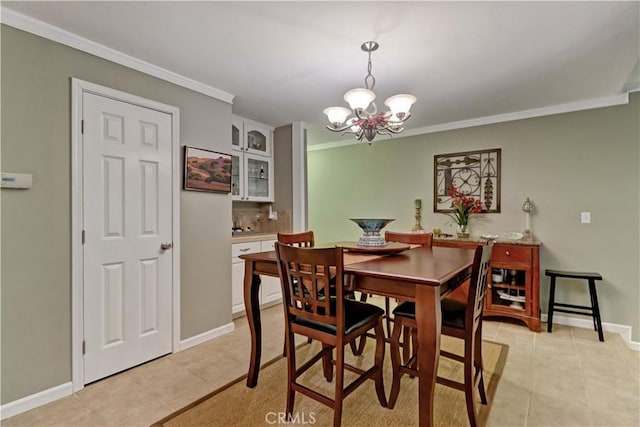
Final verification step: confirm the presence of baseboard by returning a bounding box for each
[179,321,235,351]
[1,323,236,420]
[0,382,73,420]
[541,313,639,351]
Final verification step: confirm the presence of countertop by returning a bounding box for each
[433,235,541,246]
[232,232,278,243]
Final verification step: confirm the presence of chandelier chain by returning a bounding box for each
[365,48,376,91]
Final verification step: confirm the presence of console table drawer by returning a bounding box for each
[492,244,531,264]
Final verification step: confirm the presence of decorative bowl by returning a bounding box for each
[350,218,395,247]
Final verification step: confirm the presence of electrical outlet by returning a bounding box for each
[581,212,591,224]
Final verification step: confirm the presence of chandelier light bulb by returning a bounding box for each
[344,88,375,111]
[346,117,361,133]
[323,106,351,126]
[384,94,417,117]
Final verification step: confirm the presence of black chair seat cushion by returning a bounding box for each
[293,299,384,335]
[393,298,466,330]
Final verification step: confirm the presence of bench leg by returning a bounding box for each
[588,279,604,342]
[547,277,556,333]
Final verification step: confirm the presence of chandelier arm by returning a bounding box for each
[378,126,404,135]
[325,123,355,133]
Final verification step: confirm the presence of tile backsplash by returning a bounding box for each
[232,205,292,234]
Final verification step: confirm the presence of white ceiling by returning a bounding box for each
[3,1,639,145]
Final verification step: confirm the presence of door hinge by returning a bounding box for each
[81,120,85,134]
[82,230,85,244]
[82,340,86,355]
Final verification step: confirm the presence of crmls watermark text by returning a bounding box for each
[265,412,317,425]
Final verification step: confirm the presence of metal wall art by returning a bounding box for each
[433,148,501,213]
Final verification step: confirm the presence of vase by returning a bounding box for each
[456,224,470,238]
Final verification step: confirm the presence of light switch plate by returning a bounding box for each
[581,212,591,224]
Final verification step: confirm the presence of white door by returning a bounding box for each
[82,92,173,383]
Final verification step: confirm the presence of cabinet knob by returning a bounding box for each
[239,248,250,252]
[505,251,510,256]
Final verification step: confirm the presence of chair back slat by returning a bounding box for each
[466,242,494,334]
[277,231,315,247]
[275,243,343,329]
[385,231,433,246]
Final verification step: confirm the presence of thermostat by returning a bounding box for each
[1,172,32,189]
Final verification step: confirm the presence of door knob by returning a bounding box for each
[160,242,173,251]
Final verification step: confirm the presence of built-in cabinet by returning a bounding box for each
[231,116,274,202]
[231,238,281,316]
[434,237,541,332]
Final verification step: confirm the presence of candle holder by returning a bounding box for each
[412,198,424,232]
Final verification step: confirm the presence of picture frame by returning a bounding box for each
[433,148,501,213]
[183,146,232,193]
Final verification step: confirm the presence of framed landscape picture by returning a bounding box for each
[183,146,232,193]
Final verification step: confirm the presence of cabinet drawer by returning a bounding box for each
[261,239,277,252]
[232,241,261,259]
[492,244,531,265]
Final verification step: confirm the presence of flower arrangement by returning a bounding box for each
[353,111,392,129]
[446,185,484,236]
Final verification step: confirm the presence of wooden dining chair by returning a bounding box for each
[387,242,493,427]
[277,231,316,350]
[275,243,387,427]
[277,231,315,248]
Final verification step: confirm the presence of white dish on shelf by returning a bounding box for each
[501,231,524,240]
[481,234,499,240]
[496,290,526,303]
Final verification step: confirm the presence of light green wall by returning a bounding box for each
[309,93,640,341]
[1,25,233,403]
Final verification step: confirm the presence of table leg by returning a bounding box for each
[244,261,262,388]
[415,285,442,427]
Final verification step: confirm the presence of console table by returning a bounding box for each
[434,236,541,331]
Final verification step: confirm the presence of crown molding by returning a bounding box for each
[0,7,234,104]
[623,81,640,93]
[309,93,631,152]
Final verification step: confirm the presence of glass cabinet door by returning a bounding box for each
[487,267,529,312]
[244,122,272,157]
[232,118,242,150]
[231,153,243,200]
[245,154,272,201]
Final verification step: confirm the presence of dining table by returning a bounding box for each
[239,242,475,427]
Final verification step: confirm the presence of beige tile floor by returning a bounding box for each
[3,297,639,427]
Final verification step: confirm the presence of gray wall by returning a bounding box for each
[1,25,232,403]
[308,93,640,341]
[273,124,293,213]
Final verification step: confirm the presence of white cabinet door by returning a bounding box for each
[244,153,274,202]
[230,116,274,202]
[231,242,261,315]
[260,240,282,306]
[243,120,272,157]
[231,116,244,151]
[231,151,244,200]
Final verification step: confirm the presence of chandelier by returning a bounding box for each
[323,41,417,143]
